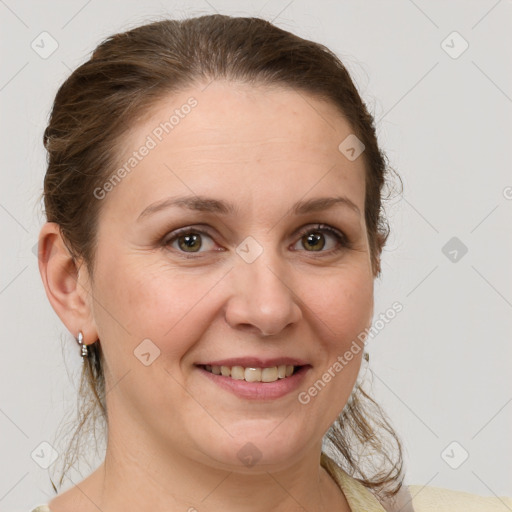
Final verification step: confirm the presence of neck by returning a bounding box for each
[80,427,351,512]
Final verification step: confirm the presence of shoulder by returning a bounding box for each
[409,483,512,511]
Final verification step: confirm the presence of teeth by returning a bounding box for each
[203,364,297,383]
[231,366,245,380]
[244,367,259,382]
[261,367,278,382]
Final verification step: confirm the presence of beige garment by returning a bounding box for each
[407,483,512,512]
[30,454,512,512]
[321,452,512,512]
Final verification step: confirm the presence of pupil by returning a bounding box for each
[305,232,324,251]
[180,233,201,251]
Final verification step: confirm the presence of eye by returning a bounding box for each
[292,224,349,254]
[163,227,218,255]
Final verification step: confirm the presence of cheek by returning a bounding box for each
[292,268,373,428]
[92,255,224,358]
[310,267,374,349]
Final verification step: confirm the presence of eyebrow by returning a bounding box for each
[137,194,361,221]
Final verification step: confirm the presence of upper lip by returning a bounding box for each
[196,357,310,367]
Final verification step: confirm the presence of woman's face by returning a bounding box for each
[83,80,375,470]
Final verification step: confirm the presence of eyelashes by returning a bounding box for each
[161,223,351,258]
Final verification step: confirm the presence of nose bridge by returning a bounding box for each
[226,234,301,336]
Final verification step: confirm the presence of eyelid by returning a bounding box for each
[293,223,347,242]
[162,223,347,242]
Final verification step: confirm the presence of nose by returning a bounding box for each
[224,249,302,337]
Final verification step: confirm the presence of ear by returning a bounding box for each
[37,222,98,345]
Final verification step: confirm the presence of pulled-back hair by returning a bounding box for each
[40,13,404,502]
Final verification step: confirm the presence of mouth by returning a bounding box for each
[194,362,311,400]
[198,363,303,383]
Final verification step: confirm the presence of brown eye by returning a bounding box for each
[302,231,325,251]
[164,229,216,254]
[293,224,348,254]
[177,232,202,252]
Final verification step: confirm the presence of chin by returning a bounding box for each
[196,427,314,473]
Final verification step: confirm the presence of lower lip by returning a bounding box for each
[196,365,311,400]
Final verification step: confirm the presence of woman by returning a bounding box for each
[33,14,511,512]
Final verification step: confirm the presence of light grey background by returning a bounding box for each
[1,1,511,510]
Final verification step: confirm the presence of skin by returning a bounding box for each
[38,80,376,512]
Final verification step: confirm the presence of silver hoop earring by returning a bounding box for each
[76,331,89,358]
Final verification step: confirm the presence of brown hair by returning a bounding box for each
[40,14,404,501]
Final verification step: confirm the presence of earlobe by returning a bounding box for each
[37,222,98,344]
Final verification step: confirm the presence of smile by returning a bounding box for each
[201,364,298,383]
[196,363,311,400]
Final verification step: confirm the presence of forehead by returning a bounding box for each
[100,80,366,221]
